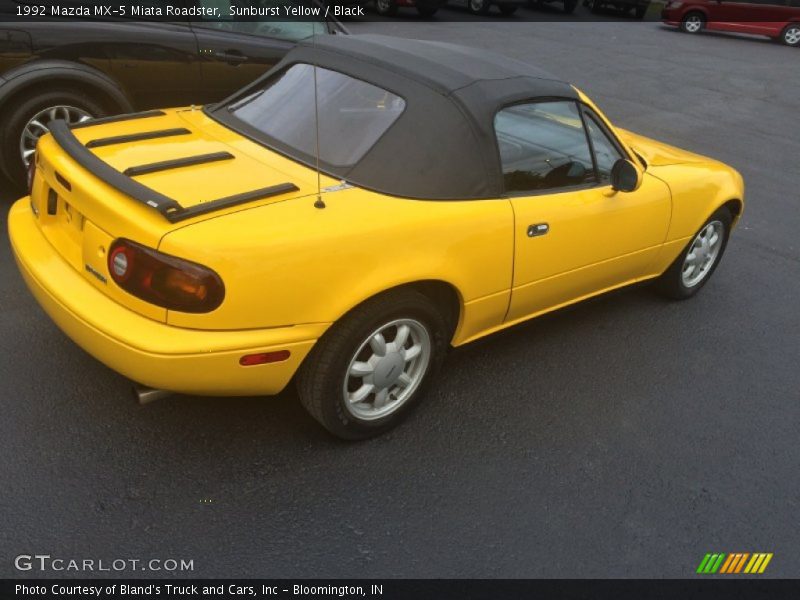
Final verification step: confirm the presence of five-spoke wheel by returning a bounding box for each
[681,12,705,34]
[780,24,800,47]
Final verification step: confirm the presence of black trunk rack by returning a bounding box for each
[49,118,298,224]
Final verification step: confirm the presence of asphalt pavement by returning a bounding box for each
[1,18,799,578]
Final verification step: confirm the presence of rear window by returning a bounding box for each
[227,64,405,168]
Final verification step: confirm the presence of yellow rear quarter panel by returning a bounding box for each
[159,189,515,343]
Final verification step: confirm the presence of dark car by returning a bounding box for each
[0,0,344,187]
[373,0,447,16]
[662,0,800,46]
[447,0,527,16]
[530,0,580,15]
[583,0,651,19]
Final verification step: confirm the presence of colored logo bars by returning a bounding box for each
[696,553,773,574]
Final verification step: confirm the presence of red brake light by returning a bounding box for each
[107,239,224,313]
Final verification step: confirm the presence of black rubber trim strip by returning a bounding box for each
[123,152,234,177]
[47,189,58,215]
[166,183,299,223]
[85,128,190,149]
[69,110,166,130]
[49,120,182,215]
[54,171,71,191]
[50,120,297,222]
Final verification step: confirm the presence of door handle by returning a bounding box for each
[213,50,249,65]
[527,223,549,238]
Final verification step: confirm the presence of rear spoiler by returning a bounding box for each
[48,120,298,223]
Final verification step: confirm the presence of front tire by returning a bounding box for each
[780,23,800,47]
[0,89,105,188]
[654,208,732,300]
[297,289,449,440]
[680,11,706,34]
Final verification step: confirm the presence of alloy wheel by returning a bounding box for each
[343,318,431,421]
[19,105,93,169]
[784,26,800,46]
[684,16,703,33]
[681,220,723,288]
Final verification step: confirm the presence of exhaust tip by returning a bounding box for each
[133,384,172,405]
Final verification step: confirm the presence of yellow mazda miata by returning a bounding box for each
[9,35,744,439]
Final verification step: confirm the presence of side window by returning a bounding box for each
[494,101,595,194]
[194,1,320,41]
[583,113,623,184]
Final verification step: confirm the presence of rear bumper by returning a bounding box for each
[8,198,328,396]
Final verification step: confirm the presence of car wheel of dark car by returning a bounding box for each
[499,4,518,14]
[780,23,800,46]
[680,11,706,34]
[297,289,449,440]
[655,207,732,300]
[1,89,106,188]
[468,0,492,15]
[375,0,398,16]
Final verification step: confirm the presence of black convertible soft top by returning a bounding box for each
[210,34,579,200]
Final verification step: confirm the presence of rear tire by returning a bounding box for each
[297,289,449,440]
[680,11,706,34]
[0,88,106,188]
[654,208,732,300]
[779,23,800,47]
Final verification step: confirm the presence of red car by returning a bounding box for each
[662,0,800,46]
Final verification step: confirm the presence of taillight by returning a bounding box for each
[107,239,224,313]
[27,154,36,195]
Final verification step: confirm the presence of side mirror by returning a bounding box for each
[610,158,642,193]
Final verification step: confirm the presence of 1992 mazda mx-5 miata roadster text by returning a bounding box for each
[9,35,744,439]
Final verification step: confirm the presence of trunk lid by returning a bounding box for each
[30,107,321,322]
